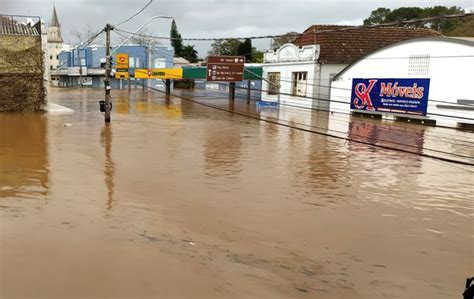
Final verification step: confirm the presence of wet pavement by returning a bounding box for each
[1,88,473,299]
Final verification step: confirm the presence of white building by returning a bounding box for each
[46,6,63,84]
[262,25,440,111]
[329,37,474,128]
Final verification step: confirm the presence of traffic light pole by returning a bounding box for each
[104,24,114,123]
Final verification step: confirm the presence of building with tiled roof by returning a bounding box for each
[294,25,440,64]
[262,24,442,111]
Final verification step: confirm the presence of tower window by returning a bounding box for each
[50,55,53,60]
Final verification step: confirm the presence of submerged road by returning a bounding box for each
[1,88,473,299]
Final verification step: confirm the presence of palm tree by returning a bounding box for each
[181,45,198,63]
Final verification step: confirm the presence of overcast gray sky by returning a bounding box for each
[2,0,473,57]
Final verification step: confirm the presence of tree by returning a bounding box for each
[363,8,391,26]
[421,6,465,35]
[181,45,198,63]
[70,24,96,44]
[363,6,466,35]
[383,7,424,25]
[237,38,252,62]
[170,20,183,57]
[208,39,241,56]
[272,31,299,49]
[251,50,264,63]
[447,16,474,36]
[130,29,154,47]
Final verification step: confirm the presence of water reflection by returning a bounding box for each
[100,125,115,210]
[203,124,243,178]
[0,114,49,200]
[348,118,425,154]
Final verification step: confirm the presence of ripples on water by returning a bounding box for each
[1,89,473,220]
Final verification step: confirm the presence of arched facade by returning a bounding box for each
[330,37,474,127]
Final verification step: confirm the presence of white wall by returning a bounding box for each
[330,38,474,127]
[262,61,317,109]
[318,64,347,110]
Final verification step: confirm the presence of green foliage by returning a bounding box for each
[446,16,474,36]
[251,50,264,63]
[272,31,299,49]
[208,39,241,56]
[237,38,252,62]
[208,39,264,63]
[170,20,183,57]
[181,45,198,63]
[363,6,466,35]
[363,8,391,26]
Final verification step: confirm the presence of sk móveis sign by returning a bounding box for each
[350,78,430,116]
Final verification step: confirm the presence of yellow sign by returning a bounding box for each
[134,68,183,79]
[115,53,129,69]
[115,72,129,79]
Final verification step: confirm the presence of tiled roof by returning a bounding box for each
[0,18,39,36]
[294,25,441,64]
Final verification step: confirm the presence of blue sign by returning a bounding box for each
[350,78,430,116]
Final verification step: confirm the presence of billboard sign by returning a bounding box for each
[134,68,183,79]
[115,53,129,69]
[206,56,245,82]
[115,72,129,79]
[350,78,430,116]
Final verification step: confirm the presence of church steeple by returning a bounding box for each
[47,5,63,43]
[50,5,60,28]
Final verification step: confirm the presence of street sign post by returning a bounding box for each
[206,56,245,82]
[115,53,129,79]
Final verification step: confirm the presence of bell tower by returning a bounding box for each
[47,5,63,83]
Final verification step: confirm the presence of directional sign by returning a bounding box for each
[206,56,245,82]
[134,68,183,79]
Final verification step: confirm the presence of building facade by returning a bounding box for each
[329,37,474,128]
[0,15,46,111]
[54,44,174,88]
[262,25,440,111]
[46,6,63,84]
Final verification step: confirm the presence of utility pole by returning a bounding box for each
[78,45,83,88]
[104,23,114,123]
[229,82,236,102]
[247,79,251,104]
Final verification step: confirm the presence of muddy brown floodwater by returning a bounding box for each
[1,88,473,299]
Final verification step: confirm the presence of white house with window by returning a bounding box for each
[261,25,440,111]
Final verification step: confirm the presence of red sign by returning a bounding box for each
[206,56,245,82]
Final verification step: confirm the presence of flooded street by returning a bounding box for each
[1,88,473,299]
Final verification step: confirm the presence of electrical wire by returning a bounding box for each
[259,75,474,106]
[233,84,474,122]
[132,81,474,168]
[114,12,474,41]
[114,0,154,27]
[191,86,474,146]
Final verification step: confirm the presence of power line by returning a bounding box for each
[135,81,474,168]
[262,75,474,106]
[195,92,474,160]
[233,84,474,122]
[192,86,474,145]
[114,12,474,42]
[114,0,154,27]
